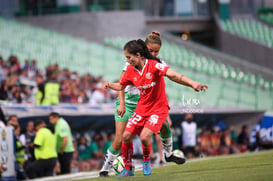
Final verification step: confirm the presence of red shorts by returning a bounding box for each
[125,109,168,135]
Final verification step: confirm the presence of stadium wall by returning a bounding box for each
[1,105,264,133]
[146,16,213,33]
[17,11,146,42]
[17,10,215,43]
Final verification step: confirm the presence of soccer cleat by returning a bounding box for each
[165,153,186,165]
[100,153,115,174]
[143,161,152,176]
[116,168,134,178]
[99,171,109,177]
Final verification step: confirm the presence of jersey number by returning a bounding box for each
[130,112,142,125]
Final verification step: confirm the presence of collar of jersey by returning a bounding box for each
[134,59,147,76]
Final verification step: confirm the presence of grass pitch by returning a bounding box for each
[77,150,273,181]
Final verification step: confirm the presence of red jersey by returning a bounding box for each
[120,59,169,116]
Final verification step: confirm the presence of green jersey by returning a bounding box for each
[55,118,74,153]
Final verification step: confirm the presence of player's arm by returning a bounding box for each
[60,136,68,154]
[34,131,42,148]
[165,68,208,92]
[103,81,126,91]
[116,72,126,117]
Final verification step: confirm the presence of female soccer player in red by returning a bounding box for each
[103,39,207,177]
[145,31,182,165]
[99,32,184,177]
[104,39,207,177]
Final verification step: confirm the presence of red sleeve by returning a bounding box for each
[119,66,132,86]
[152,60,169,76]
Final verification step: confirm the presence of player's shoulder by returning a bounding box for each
[147,59,158,63]
[122,62,130,71]
[147,59,159,67]
[159,58,168,66]
[148,59,168,72]
[148,59,167,66]
[126,64,134,71]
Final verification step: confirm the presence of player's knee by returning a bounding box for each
[160,126,167,135]
[122,131,133,143]
[140,134,150,145]
[163,120,169,128]
[160,122,170,135]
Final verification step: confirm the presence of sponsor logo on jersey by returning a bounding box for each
[149,115,159,126]
[155,63,166,71]
[145,72,152,79]
[137,82,156,90]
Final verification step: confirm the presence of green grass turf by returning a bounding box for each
[76,150,273,181]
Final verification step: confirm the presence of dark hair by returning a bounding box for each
[8,115,17,120]
[34,119,45,128]
[145,31,162,46]
[49,112,60,118]
[123,39,161,63]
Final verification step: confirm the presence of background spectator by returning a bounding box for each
[199,128,215,156]
[256,128,273,150]
[219,128,240,155]
[181,113,198,159]
[26,120,57,179]
[77,133,104,171]
[49,112,74,175]
[19,121,36,167]
[237,124,250,152]
[14,124,27,180]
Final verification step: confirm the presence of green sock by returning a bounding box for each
[160,121,173,157]
[109,145,120,155]
[160,122,172,139]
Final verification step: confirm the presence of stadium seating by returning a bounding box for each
[0,17,272,112]
[0,17,124,82]
[104,37,273,112]
[220,18,273,47]
[259,13,273,25]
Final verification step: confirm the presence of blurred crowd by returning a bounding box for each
[0,55,117,105]
[173,113,273,159]
[2,114,115,180]
[1,55,272,180]
[1,112,272,180]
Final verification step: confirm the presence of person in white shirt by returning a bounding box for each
[19,121,36,164]
[181,113,198,159]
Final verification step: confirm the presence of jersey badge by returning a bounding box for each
[145,73,152,79]
[155,63,166,71]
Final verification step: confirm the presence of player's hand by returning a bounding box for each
[192,82,208,92]
[103,81,110,90]
[117,105,125,117]
[0,163,7,173]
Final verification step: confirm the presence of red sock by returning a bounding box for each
[122,142,133,170]
[142,143,151,161]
